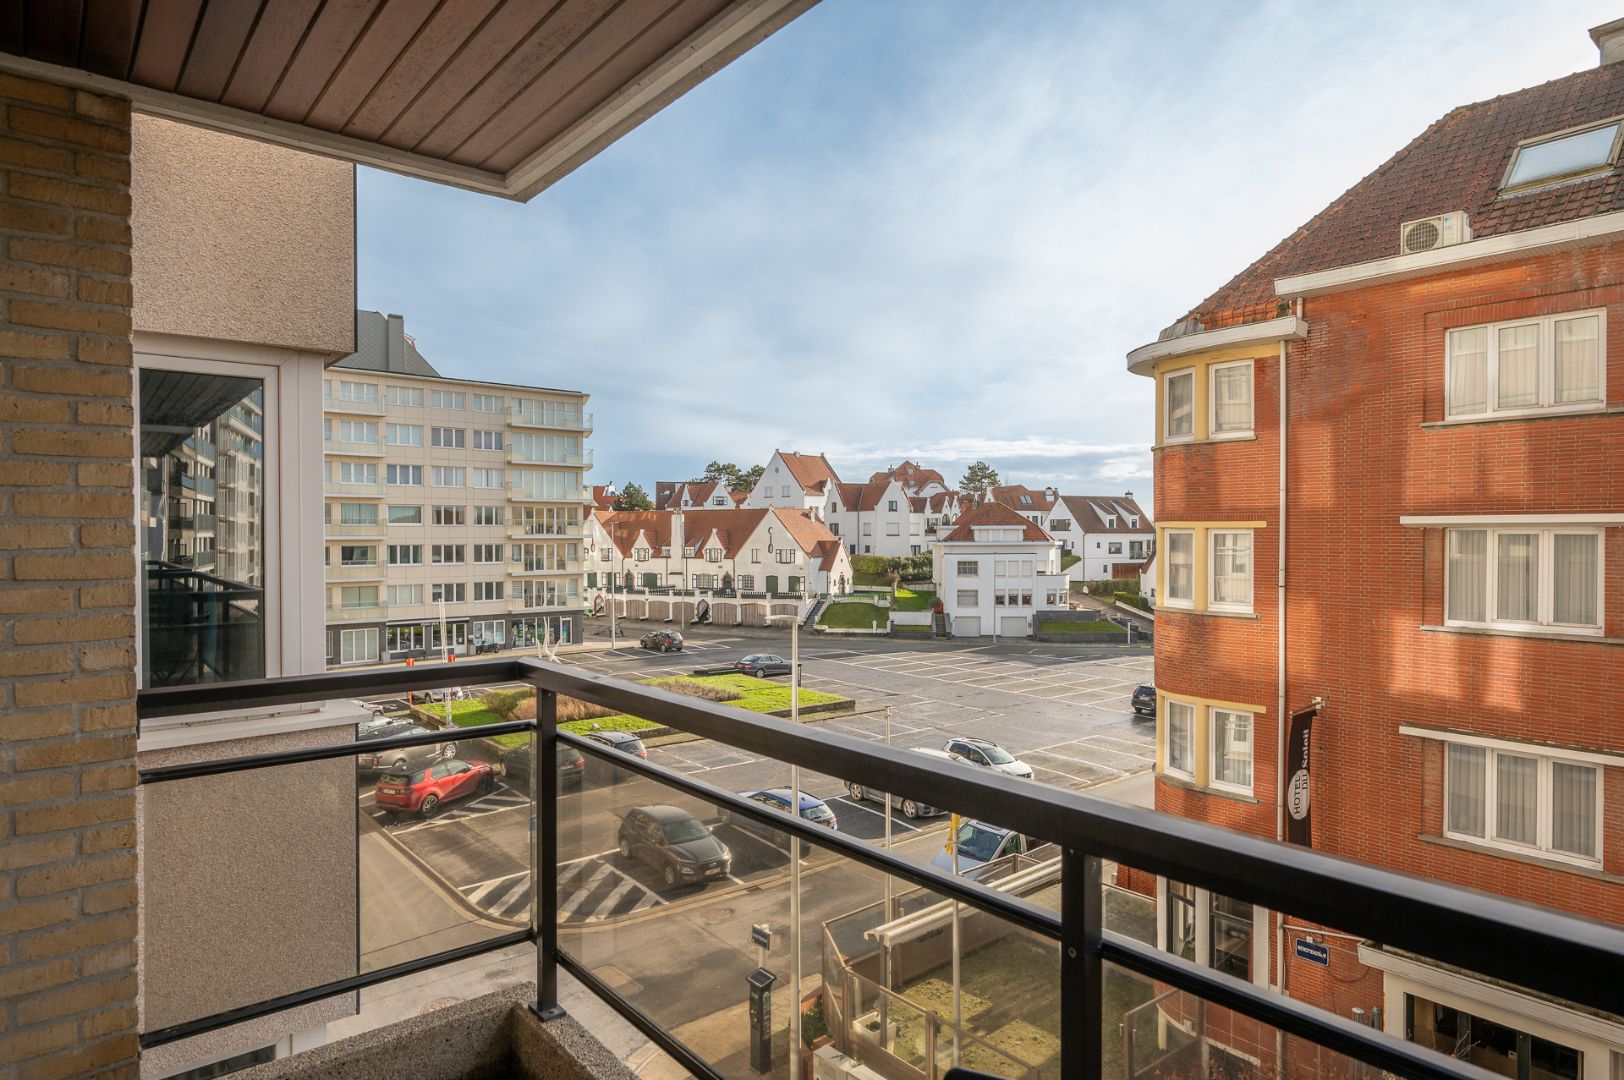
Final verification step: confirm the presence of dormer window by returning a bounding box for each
[1502,119,1622,193]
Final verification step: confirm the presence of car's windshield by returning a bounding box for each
[662,818,710,844]
[802,802,834,823]
[952,823,1006,863]
[981,744,1016,765]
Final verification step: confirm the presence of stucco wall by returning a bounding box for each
[130,115,354,357]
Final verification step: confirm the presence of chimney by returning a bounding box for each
[1123,491,1134,500]
[385,313,407,373]
[670,510,685,557]
[1591,17,1624,65]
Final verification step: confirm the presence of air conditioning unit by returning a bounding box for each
[1399,212,1471,254]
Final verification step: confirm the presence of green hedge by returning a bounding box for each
[1060,553,1081,570]
[850,553,933,583]
[1115,591,1151,612]
[1081,577,1140,596]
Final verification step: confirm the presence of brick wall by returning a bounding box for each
[0,72,138,1080]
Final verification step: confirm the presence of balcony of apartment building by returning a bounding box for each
[324,478,389,499]
[325,560,387,583]
[324,391,388,417]
[508,482,588,504]
[508,403,594,433]
[323,601,387,623]
[506,444,594,469]
[323,434,387,458]
[324,520,388,541]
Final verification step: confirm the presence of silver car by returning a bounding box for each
[356,725,455,775]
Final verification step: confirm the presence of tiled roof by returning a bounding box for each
[1183,61,1624,328]
[870,461,946,491]
[597,507,842,562]
[1057,495,1152,534]
[989,485,1057,512]
[833,479,892,512]
[777,451,841,494]
[589,485,617,510]
[770,508,846,571]
[939,502,1053,543]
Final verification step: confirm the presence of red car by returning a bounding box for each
[375,757,494,817]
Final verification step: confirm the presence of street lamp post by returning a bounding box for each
[766,610,802,1072]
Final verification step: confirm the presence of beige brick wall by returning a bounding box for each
[0,72,139,1080]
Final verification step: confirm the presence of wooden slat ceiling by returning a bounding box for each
[0,0,816,200]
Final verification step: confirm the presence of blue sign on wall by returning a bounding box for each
[1295,938,1330,966]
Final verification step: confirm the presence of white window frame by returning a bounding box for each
[1164,698,1195,781]
[1444,309,1606,420]
[956,560,979,577]
[1163,367,1196,443]
[1207,359,1254,438]
[1443,526,1604,635]
[338,627,378,665]
[1207,529,1254,614]
[1209,708,1254,795]
[1438,733,1604,868]
[1500,117,1624,193]
[1163,529,1195,609]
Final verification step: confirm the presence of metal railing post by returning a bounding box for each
[532,687,564,1021]
[1061,848,1103,1080]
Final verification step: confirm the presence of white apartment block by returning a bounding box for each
[1056,493,1154,579]
[322,311,591,665]
[932,503,1069,638]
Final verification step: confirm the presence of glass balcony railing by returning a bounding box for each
[323,436,386,457]
[504,446,593,468]
[325,562,386,582]
[323,479,387,498]
[323,394,387,416]
[508,404,593,432]
[506,484,586,503]
[323,603,385,621]
[134,659,1624,1080]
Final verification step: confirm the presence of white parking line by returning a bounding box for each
[825,795,921,833]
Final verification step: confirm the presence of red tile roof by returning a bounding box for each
[1056,495,1152,533]
[1183,61,1624,328]
[939,502,1053,543]
[777,451,841,494]
[597,507,843,566]
[989,485,1057,512]
[590,485,617,510]
[833,479,893,512]
[771,508,846,572]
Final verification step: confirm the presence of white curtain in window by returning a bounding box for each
[1554,315,1602,403]
[1448,327,1488,415]
[1211,532,1252,607]
[1167,701,1193,773]
[1167,532,1194,601]
[1551,762,1597,858]
[1494,752,1538,844]
[1166,373,1194,438]
[1446,744,1485,836]
[1446,530,1487,623]
[1496,324,1540,408]
[1495,533,1539,623]
[1212,365,1252,433]
[1551,532,1598,626]
[1213,710,1253,789]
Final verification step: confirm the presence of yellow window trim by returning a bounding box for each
[1156,691,1267,790]
[1153,348,1267,444]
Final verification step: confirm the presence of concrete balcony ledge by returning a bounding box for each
[239,985,633,1080]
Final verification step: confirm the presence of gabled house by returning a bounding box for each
[590,485,619,511]
[654,480,746,510]
[742,450,842,516]
[1054,492,1154,578]
[587,507,851,598]
[987,484,1060,529]
[931,503,1068,638]
[828,477,921,556]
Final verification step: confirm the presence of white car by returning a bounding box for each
[942,737,1034,780]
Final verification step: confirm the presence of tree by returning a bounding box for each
[614,482,653,511]
[959,460,1000,497]
[738,464,765,492]
[692,461,764,492]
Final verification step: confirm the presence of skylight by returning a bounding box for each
[1503,121,1621,191]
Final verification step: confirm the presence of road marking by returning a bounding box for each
[561,865,616,917]
[826,795,921,833]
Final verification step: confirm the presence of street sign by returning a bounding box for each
[751,924,773,950]
[1294,938,1330,967]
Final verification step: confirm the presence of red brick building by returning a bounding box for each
[1127,19,1624,1078]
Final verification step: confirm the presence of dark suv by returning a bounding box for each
[617,805,731,889]
[639,631,683,653]
[1131,685,1156,717]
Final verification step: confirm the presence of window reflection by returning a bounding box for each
[140,369,266,687]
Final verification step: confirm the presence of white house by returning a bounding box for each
[827,463,966,556]
[988,484,1059,530]
[931,503,1069,639]
[742,450,842,516]
[587,507,852,596]
[1056,493,1154,579]
[654,480,745,510]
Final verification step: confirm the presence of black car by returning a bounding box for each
[1131,685,1156,717]
[640,631,683,653]
[734,653,791,678]
[617,805,731,889]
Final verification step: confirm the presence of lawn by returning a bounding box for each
[891,623,933,634]
[891,587,936,612]
[1060,552,1081,570]
[854,571,892,587]
[818,601,888,629]
[438,699,530,748]
[556,674,846,734]
[1036,619,1123,634]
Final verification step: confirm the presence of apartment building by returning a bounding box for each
[323,311,591,662]
[932,503,1068,637]
[1128,22,1624,1076]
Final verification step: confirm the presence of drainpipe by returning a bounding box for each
[1273,301,1298,1078]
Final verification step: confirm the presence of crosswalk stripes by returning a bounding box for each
[370,783,530,832]
[455,856,666,924]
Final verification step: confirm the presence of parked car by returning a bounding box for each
[1132,685,1156,717]
[617,805,732,889]
[930,819,1040,879]
[640,630,684,653]
[843,748,960,818]
[424,687,469,703]
[941,737,1033,779]
[582,729,648,760]
[557,744,586,789]
[733,653,791,678]
[375,757,494,817]
[719,789,838,854]
[366,698,412,716]
[356,725,455,775]
[358,715,418,741]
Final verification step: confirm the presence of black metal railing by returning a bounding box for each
[135,658,1624,1080]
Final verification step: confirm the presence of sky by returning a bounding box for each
[357,0,1614,512]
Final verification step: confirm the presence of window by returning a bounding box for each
[705,548,722,562]
[886,523,900,536]
[1108,542,1123,554]
[957,560,979,576]
[385,385,422,406]
[337,460,377,485]
[1166,881,1196,962]
[431,426,465,448]
[1165,530,1194,607]
[1406,995,1581,1080]
[956,589,979,607]
[473,505,504,526]
[1209,530,1253,612]
[387,504,421,525]
[339,628,378,665]
[338,503,376,526]
[1446,312,1604,419]
[1165,699,1194,779]
[431,466,465,487]
[430,390,465,410]
[738,575,755,591]
[338,420,377,443]
[781,485,790,497]
[1503,120,1622,191]
[433,505,466,526]
[712,495,727,506]
[776,549,798,564]
[1210,709,1253,794]
[388,584,422,605]
[472,544,503,563]
[1209,895,1252,981]
[1164,368,1195,440]
[431,582,466,603]
[473,581,504,601]
[387,544,422,565]
[338,585,378,608]
[338,545,374,566]
[751,549,762,563]
[431,544,465,564]
[888,500,898,512]
[386,423,422,445]
[472,468,503,489]
[472,429,503,450]
[1444,741,1601,862]
[336,379,377,403]
[1444,527,1601,633]
[386,464,421,486]
[472,393,502,412]
[1209,360,1253,436]
[862,523,872,536]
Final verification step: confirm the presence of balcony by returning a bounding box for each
[324,395,387,416]
[322,603,384,622]
[508,404,593,432]
[507,523,584,540]
[324,479,387,499]
[132,658,1624,1080]
[323,437,386,458]
[507,484,586,504]
[325,562,386,582]
[505,446,593,468]
[324,521,387,539]
[507,593,573,613]
[512,560,582,576]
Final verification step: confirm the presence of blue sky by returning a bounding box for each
[358,1,1612,510]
